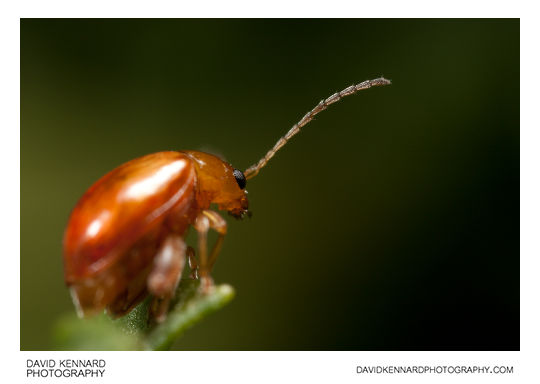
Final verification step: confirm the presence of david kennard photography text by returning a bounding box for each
[27,359,106,378]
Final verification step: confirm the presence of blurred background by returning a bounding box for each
[21,19,519,350]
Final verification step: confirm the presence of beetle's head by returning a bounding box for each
[183,151,250,219]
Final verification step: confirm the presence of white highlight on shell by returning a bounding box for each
[85,210,111,239]
[86,218,102,238]
[123,159,187,200]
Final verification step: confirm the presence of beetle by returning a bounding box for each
[63,77,391,322]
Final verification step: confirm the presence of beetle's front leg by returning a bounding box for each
[148,234,186,323]
[187,246,198,279]
[193,210,227,292]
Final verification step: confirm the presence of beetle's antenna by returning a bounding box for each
[244,77,391,180]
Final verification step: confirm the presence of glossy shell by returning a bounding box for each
[63,151,196,284]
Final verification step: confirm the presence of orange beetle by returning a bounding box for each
[63,77,390,321]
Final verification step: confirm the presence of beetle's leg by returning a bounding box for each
[203,210,227,272]
[187,246,198,279]
[147,234,186,323]
[193,210,227,292]
[194,213,210,287]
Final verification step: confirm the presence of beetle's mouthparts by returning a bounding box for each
[228,209,251,220]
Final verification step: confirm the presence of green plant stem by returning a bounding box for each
[53,279,235,350]
[144,283,235,350]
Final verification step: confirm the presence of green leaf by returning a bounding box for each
[51,280,235,351]
[144,281,235,350]
[52,312,143,350]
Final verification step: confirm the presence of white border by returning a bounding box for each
[9,0,526,18]
[20,351,521,383]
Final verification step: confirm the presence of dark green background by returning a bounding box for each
[21,19,519,350]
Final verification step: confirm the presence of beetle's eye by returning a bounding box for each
[233,169,246,190]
